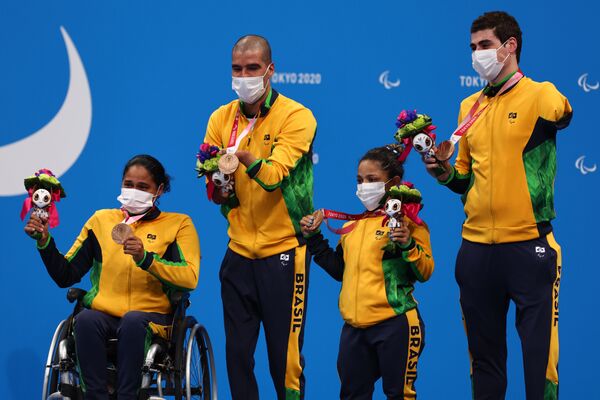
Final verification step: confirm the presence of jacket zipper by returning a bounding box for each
[128,223,134,311]
[489,99,496,243]
[354,221,368,324]
[128,265,132,311]
[247,116,265,256]
[244,118,259,254]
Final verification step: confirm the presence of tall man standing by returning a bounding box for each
[203,35,316,400]
[424,11,572,400]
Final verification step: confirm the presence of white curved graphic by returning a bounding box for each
[578,73,599,93]
[379,70,400,90]
[575,155,597,175]
[0,27,92,196]
[312,152,319,165]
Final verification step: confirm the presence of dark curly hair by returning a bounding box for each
[122,154,171,193]
[359,144,404,180]
[471,11,522,62]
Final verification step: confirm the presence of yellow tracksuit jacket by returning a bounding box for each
[442,77,573,243]
[307,214,434,328]
[204,89,317,259]
[37,208,200,317]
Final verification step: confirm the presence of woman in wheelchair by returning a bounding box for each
[25,155,201,400]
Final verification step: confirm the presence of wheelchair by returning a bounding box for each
[42,288,217,400]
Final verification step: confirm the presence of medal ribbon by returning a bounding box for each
[448,71,523,145]
[121,208,151,224]
[320,209,385,234]
[227,111,258,154]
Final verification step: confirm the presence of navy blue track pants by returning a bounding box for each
[74,308,172,400]
[220,246,309,400]
[456,234,561,400]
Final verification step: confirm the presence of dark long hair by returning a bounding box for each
[359,144,404,180]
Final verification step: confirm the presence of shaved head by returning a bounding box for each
[233,35,272,64]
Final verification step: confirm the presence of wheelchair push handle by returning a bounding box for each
[67,288,87,304]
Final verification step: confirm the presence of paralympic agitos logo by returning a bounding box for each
[578,73,599,92]
[379,70,400,89]
[575,156,597,175]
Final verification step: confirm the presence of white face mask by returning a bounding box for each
[471,40,510,82]
[117,188,157,215]
[232,64,272,104]
[356,181,388,211]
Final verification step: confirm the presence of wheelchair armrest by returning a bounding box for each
[170,292,191,325]
[67,288,88,304]
[169,291,190,309]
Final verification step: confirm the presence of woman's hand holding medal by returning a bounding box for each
[122,236,145,263]
[111,223,145,263]
[300,210,324,237]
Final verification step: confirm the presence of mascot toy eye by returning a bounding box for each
[212,171,231,187]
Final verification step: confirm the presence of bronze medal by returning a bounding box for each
[434,140,455,162]
[111,223,133,245]
[218,153,240,175]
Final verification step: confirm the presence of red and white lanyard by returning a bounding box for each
[120,209,150,225]
[226,111,258,154]
[449,71,523,145]
[320,209,385,234]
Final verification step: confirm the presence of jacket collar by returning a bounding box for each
[239,88,279,118]
[483,70,522,98]
[142,206,161,221]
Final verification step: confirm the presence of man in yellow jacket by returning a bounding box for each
[424,11,572,400]
[203,35,317,400]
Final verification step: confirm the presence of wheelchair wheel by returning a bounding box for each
[42,319,68,399]
[174,316,217,400]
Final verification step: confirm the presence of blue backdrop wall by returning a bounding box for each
[1,1,598,398]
